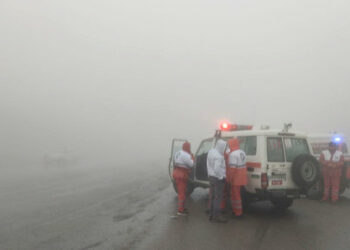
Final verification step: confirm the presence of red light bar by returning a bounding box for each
[219,122,252,131]
[220,122,230,131]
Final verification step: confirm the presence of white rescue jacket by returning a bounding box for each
[228,149,247,168]
[174,150,194,169]
[321,150,343,162]
[207,139,226,180]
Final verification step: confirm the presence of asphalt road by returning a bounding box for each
[1,165,350,250]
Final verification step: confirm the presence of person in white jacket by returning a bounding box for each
[206,139,228,223]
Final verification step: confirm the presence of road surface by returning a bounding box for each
[1,165,350,250]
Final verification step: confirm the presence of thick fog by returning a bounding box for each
[1,0,349,169]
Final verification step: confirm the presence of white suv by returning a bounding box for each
[169,124,320,210]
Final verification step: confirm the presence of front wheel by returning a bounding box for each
[271,197,294,211]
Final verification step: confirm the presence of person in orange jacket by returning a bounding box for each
[320,142,344,202]
[173,142,194,215]
[226,138,247,218]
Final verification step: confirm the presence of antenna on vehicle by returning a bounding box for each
[283,123,292,132]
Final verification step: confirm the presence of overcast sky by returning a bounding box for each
[1,0,349,167]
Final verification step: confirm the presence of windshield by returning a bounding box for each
[284,138,310,162]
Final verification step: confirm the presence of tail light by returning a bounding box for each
[261,173,268,190]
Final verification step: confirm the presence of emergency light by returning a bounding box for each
[332,135,343,144]
[219,121,253,131]
[220,122,230,131]
[222,123,228,129]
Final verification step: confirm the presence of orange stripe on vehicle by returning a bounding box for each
[246,162,261,168]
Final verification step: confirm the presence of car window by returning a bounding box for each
[284,138,310,162]
[196,139,214,155]
[238,136,257,155]
[267,137,285,162]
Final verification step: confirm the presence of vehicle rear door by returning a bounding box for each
[283,137,311,189]
[266,137,288,189]
[238,136,260,193]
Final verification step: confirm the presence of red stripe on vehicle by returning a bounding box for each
[246,162,261,168]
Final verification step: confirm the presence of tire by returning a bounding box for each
[271,197,293,210]
[292,154,320,189]
[172,181,195,196]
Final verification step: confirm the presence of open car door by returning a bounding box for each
[168,139,188,182]
[194,138,214,182]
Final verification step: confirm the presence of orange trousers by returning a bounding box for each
[227,168,246,216]
[230,185,243,216]
[322,167,342,202]
[173,167,189,212]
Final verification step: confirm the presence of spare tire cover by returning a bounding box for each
[292,154,320,189]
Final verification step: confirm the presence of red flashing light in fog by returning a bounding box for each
[220,122,231,131]
[219,121,253,131]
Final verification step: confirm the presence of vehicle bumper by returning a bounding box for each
[255,189,300,199]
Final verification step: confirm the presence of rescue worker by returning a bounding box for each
[226,138,247,218]
[207,139,228,223]
[320,142,344,202]
[173,142,194,215]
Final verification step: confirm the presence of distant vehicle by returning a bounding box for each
[307,134,350,198]
[169,123,320,210]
